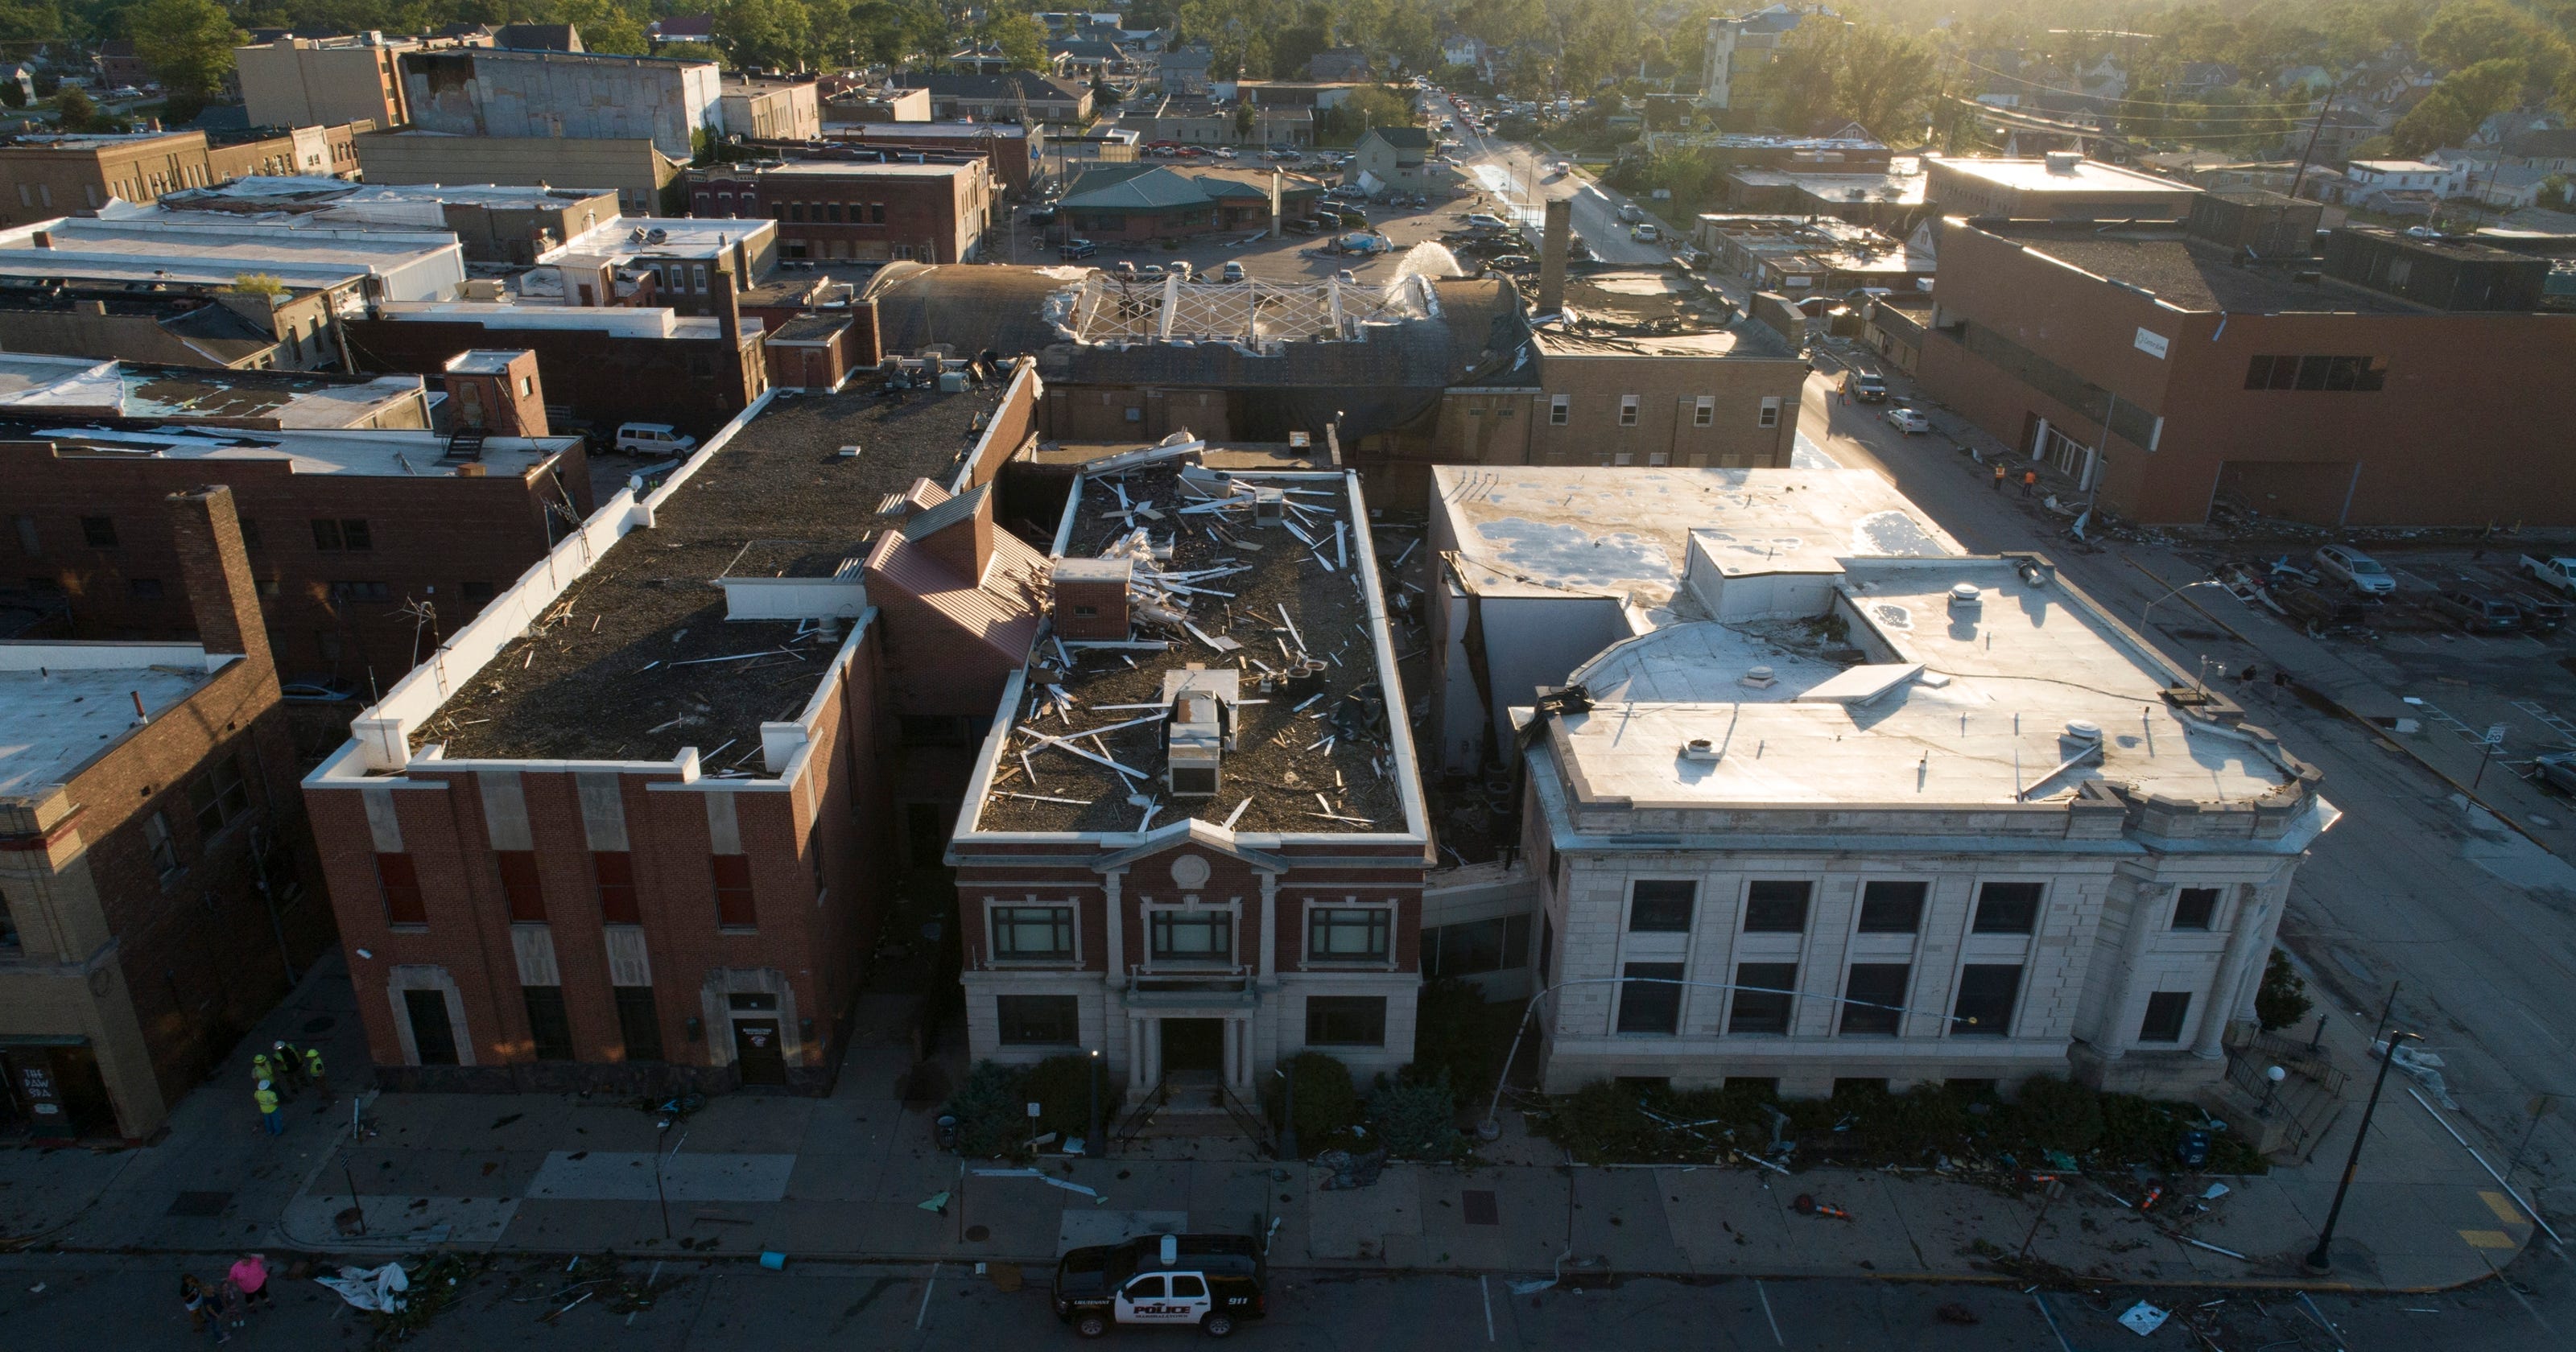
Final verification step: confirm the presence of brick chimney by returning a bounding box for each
[163,484,269,666]
[1050,556,1131,639]
[907,481,996,582]
[440,348,550,437]
[1537,197,1571,317]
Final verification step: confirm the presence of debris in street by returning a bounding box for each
[2117,1300,2170,1336]
[1934,1302,1979,1325]
[1316,1147,1389,1190]
[316,1262,411,1314]
[919,1190,952,1214]
[1791,1194,1852,1221]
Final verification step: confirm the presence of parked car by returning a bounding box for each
[1463,212,1509,229]
[2521,554,2576,595]
[1027,208,1057,225]
[1054,1233,1267,1339]
[1059,238,1098,259]
[2510,591,2570,633]
[2433,588,2523,633]
[1113,260,1137,278]
[1486,254,1534,271]
[2314,544,2396,596]
[1843,370,1888,402]
[1284,217,1322,234]
[279,675,357,703]
[1220,261,1245,282]
[1138,264,1167,279]
[1886,407,1930,434]
[2273,583,2372,633]
[2529,750,2576,795]
[614,422,697,455]
[1616,203,1643,224]
[1630,222,1660,242]
[1166,261,1193,281]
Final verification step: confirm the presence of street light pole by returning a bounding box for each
[2306,1026,2420,1272]
[1088,1048,1104,1157]
[2140,577,2225,633]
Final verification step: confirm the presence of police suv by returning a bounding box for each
[1052,1232,1267,1338]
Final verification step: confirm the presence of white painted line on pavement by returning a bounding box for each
[1480,1274,1496,1342]
[916,1261,939,1329]
[2029,1288,2076,1352]
[1752,1279,1785,1346]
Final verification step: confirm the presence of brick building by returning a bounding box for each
[1922,154,2200,223]
[1917,215,2576,526]
[1,487,331,1141]
[345,291,766,439]
[948,458,1432,1100]
[688,159,994,263]
[807,123,1037,196]
[1,377,588,684]
[299,363,1042,1094]
[0,127,358,228]
[717,72,822,143]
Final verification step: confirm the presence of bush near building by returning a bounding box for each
[1266,1049,1362,1148]
[2255,950,2313,1032]
[942,1056,1120,1157]
[1537,1076,2268,1174]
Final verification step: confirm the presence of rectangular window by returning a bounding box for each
[188,756,250,835]
[81,516,117,548]
[1729,962,1798,1034]
[378,851,426,925]
[615,987,663,1061]
[1616,962,1685,1034]
[1307,907,1391,961]
[1693,395,1715,427]
[2139,991,2192,1043]
[692,264,708,292]
[997,993,1080,1045]
[1629,880,1695,932]
[1856,880,1926,933]
[1951,963,2022,1037]
[2244,354,2279,390]
[1972,882,2042,934]
[1743,880,1810,933]
[311,517,371,550]
[328,581,390,604]
[1617,394,1639,427]
[1548,394,1568,425]
[142,810,182,881]
[871,204,887,224]
[2294,354,2331,390]
[522,986,574,1060]
[1758,397,1781,428]
[593,851,639,923]
[128,576,163,600]
[1839,963,1910,1035]
[1422,913,1531,978]
[993,904,1075,960]
[712,854,756,930]
[496,850,545,922]
[1306,995,1388,1045]
[1150,910,1232,962]
[2171,887,2220,930]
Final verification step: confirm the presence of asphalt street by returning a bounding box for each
[1443,110,1673,266]
[7,1251,2569,1350]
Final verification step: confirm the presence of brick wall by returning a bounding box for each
[2,440,583,684]
[695,163,992,263]
[343,316,761,439]
[1521,350,1805,468]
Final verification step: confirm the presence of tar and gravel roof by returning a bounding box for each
[420,382,1010,762]
[1974,222,2421,315]
[0,659,216,800]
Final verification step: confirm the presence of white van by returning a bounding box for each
[615,422,698,455]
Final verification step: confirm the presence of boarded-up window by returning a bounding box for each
[594,851,639,923]
[496,851,544,922]
[379,852,426,925]
[712,854,756,930]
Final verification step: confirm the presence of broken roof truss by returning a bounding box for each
[1048,273,1436,351]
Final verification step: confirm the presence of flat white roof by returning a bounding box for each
[377,300,741,340]
[2,216,460,266]
[1431,464,1959,614]
[27,423,571,476]
[1933,157,2197,195]
[0,660,213,799]
[0,355,427,429]
[749,160,973,179]
[2349,159,2449,174]
[1549,557,2302,808]
[547,215,777,262]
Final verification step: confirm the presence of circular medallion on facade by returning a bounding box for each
[1170,854,1212,889]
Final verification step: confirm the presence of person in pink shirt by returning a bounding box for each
[227,1254,270,1319]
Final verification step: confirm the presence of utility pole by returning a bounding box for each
[2286,76,2346,205]
[2306,1024,2419,1272]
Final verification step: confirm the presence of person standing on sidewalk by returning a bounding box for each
[1991,463,2006,492]
[228,1254,271,1319]
[2021,469,2037,497]
[254,1081,281,1136]
[303,1045,330,1106]
[249,1049,273,1090]
[271,1041,303,1095]
[180,1274,229,1346]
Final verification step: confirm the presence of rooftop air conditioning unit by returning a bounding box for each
[1162,667,1238,798]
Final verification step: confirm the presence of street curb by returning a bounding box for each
[0,1240,2503,1296]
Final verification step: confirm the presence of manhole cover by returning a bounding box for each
[964,1225,990,1242]
[302,1016,338,1035]
[1461,1189,1500,1226]
[167,1191,233,1217]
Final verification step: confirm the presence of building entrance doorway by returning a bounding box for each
[1158,1018,1225,1077]
[732,1019,787,1086]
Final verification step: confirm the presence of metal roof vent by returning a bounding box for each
[1681,737,1721,761]
[1740,666,1777,689]
[1948,583,1983,611]
[2063,719,2103,744]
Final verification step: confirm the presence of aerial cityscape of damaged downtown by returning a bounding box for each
[2,4,2576,1346]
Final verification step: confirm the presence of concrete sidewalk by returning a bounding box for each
[0,959,2545,1294]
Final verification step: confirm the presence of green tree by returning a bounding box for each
[558,0,646,56]
[2389,92,2475,156]
[987,10,1046,72]
[1835,23,1937,141]
[0,0,62,47]
[714,0,812,70]
[51,84,101,131]
[131,0,242,100]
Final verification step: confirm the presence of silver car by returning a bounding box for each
[2313,544,2396,596]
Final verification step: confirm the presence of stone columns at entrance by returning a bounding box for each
[2196,880,2277,1060]
[1104,869,1127,988]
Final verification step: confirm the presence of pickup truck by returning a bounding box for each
[1055,1232,1267,1338]
[2521,555,2576,595]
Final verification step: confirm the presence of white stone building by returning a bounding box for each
[1517,553,2335,1098]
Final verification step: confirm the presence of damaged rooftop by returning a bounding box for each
[419,376,1013,765]
[971,457,1422,839]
